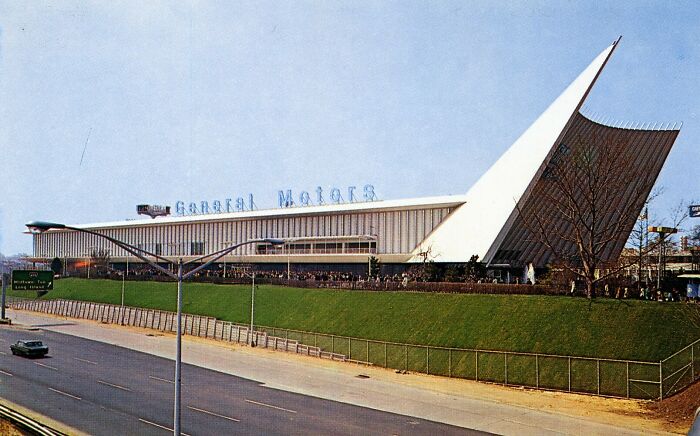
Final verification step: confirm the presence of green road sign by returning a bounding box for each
[11,270,54,291]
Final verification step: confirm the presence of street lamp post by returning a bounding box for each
[249,272,255,346]
[26,221,284,436]
[120,255,129,325]
[648,226,678,291]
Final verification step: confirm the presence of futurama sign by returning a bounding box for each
[176,184,377,216]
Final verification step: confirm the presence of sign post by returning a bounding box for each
[1,273,8,321]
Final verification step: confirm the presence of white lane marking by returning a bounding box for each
[244,399,297,414]
[73,357,97,365]
[48,387,81,400]
[34,362,58,371]
[138,418,191,436]
[187,405,240,422]
[0,369,13,377]
[149,375,174,384]
[97,380,132,392]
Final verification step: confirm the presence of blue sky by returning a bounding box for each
[1,1,698,255]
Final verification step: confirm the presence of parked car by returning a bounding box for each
[10,340,49,358]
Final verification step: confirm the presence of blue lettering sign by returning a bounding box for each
[364,184,376,201]
[330,188,341,203]
[236,197,245,211]
[278,190,293,208]
[176,201,185,215]
[300,191,310,206]
[249,194,255,210]
[212,200,221,213]
[225,198,233,213]
[188,202,198,214]
[348,186,356,202]
[200,201,210,214]
[316,186,324,204]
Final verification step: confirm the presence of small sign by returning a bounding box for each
[137,204,171,219]
[690,205,700,218]
[11,270,54,291]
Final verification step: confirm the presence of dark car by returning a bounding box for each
[10,340,49,358]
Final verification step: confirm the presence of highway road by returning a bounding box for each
[0,326,481,435]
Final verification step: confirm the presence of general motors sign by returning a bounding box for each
[690,205,700,218]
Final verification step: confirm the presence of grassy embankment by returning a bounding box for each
[10,278,698,362]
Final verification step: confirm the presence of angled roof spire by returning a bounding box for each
[410,40,620,263]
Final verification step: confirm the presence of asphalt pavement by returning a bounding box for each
[0,327,479,435]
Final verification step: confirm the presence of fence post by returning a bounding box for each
[568,357,571,392]
[597,360,600,395]
[659,362,663,400]
[404,345,408,371]
[426,347,429,375]
[504,353,508,385]
[331,335,335,354]
[535,354,539,389]
[626,361,630,398]
[366,341,370,364]
[348,338,351,360]
[692,345,695,381]
[475,351,479,381]
[384,342,388,368]
[448,349,452,377]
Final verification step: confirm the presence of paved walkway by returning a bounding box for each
[5,309,674,435]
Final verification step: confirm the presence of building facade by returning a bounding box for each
[28,39,681,277]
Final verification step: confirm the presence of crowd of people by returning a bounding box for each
[600,283,685,302]
[79,262,699,302]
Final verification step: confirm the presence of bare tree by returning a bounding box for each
[518,133,663,298]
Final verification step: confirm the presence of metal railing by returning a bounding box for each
[7,298,346,362]
[8,297,699,400]
[253,325,666,400]
[660,336,700,399]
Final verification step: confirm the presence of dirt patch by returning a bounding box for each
[0,419,25,436]
[645,380,700,433]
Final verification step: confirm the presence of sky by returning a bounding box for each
[0,1,698,255]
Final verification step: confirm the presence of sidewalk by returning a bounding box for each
[5,309,677,435]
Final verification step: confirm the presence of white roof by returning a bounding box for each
[64,194,467,230]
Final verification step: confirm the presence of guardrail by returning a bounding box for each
[0,403,65,436]
[8,297,699,400]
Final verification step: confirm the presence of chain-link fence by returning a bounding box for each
[255,325,666,399]
[660,337,700,399]
[8,297,700,400]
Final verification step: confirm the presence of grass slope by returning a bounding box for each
[12,278,699,362]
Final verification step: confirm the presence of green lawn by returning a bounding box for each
[10,278,699,362]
